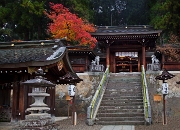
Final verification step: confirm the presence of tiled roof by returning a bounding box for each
[92,25,162,35]
[46,47,65,61]
[0,40,66,67]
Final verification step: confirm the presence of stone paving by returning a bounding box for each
[100,125,134,130]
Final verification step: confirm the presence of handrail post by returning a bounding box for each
[141,65,152,125]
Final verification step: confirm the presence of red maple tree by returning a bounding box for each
[44,2,97,49]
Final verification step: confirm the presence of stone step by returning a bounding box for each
[95,120,145,125]
[103,96,143,102]
[96,73,144,125]
[98,108,144,113]
[106,85,142,88]
[96,116,144,122]
[98,105,144,110]
[110,73,141,75]
[109,74,141,77]
[101,99,143,105]
[107,82,141,84]
[102,96,143,100]
[97,113,144,117]
[100,101,143,106]
[108,81,141,84]
[107,81,141,84]
[105,89,142,93]
[103,92,143,97]
[109,78,141,80]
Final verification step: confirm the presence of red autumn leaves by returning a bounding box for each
[44,3,97,49]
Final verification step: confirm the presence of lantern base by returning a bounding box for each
[13,117,59,130]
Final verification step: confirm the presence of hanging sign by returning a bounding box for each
[162,83,168,94]
[68,85,75,96]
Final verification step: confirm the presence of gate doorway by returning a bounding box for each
[115,52,138,72]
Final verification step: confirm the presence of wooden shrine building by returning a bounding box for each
[0,25,164,122]
[67,46,96,72]
[91,25,162,72]
[0,39,79,122]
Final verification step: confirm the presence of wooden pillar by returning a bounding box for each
[106,46,110,67]
[11,80,19,122]
[113,53,116,73]
[130,64,132,72]
[27,74,34,108]
[19,73,29,120]
[142,44,146,70]
[19,82,25,120]
[138,53,141,72]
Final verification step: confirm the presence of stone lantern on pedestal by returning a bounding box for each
[14,68,58,130]
[155,68,175,125]
[58,71,83,126]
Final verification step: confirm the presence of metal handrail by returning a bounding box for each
[141,65,152,124]
[87,65,110,125]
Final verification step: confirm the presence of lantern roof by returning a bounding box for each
[155,69,175,80]
[58,71,83,84]
[23,68,55,87]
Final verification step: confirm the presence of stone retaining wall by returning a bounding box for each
[54,70,180,123]
[54,72,103,117]
[146,71,180,123]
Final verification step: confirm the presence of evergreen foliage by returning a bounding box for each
[0,0,180,44]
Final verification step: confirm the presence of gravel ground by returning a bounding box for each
[135,116,180,130]
[56,117,103,130]
[1,116,180,130]
[57,115,180,130]
[0,117,103,130]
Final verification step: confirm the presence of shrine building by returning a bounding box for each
[91,25,162,72]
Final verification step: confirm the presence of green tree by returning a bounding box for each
[150,0,180,37]
[91,0,126,26]
[46,0,94,22]
[0,0,94,41]
[0,0,46,40]
[122,0,150,25]
[91,0,151,26]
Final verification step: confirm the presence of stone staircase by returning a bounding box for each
[95,72,145,125]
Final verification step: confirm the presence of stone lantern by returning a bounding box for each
[155,68,175,125]
[58,71,83,125]
[14,68,58,130]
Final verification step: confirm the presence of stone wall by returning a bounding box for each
[54,72,103,117]
[146,71,180,123]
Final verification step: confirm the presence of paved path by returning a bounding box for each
[100,125,134,130]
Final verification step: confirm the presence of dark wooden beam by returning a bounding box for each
[11,82,19,121]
